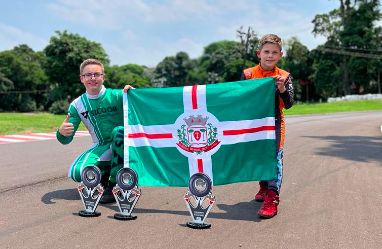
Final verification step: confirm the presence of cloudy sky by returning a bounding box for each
[0,0,339,67]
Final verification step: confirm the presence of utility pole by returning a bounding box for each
[237,26,256,80]
[378,70,381,94]
[339,0,351,95]
[152,68,168,88]
[207,71,218,84]
[151,77,167,88]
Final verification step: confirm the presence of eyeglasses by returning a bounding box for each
[82,73,104,80]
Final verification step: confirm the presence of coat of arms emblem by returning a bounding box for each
[176,115,220,154]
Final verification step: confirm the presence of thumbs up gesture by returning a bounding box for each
[59,113,74,137]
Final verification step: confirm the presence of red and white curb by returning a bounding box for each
[0,131,90,144]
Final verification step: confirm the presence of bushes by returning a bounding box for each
[18,95,37,112]
[49,99,69,114]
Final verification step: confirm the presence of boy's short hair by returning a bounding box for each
[80,59,104,75]
[258,34,282,51]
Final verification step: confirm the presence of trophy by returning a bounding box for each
[112,168,141,220]
[184,173,215,229]
[78,165,104,217]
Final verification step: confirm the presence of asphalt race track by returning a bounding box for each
[0,111,381,249]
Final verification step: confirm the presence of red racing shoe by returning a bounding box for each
[255,182,268,202]
[257,190,279,218]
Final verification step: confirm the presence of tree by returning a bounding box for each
[197,40,243,83]
[154,52,195,87]
[282,37,314,102]
[201,41,242,76]
[237,26,260,80]
[199,31,260,84]
[311,47,343,99]
[0,45,47,112]
[43,30,109,107]
[313,1,353,95]
[343,0,381,93]
[312,0,381,96]
[153,28,261,86]
[223,59,256,82]
[104,64,152,89]
[0,72,15,111]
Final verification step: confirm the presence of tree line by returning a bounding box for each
[0,0,381,113]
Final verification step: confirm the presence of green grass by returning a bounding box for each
[0,99,381,136]
[284,99,382,115]
[0,113,86,136]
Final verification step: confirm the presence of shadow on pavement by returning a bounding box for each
[41,189,120,211]
[305,135,382,163]
[41,189,265,222]
[216,200,263,222]
[41,188,80,204]
[121,199,264,222]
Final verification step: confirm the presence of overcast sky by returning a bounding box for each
[0,0,340,67]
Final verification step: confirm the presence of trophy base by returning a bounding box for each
[78,210,101,217]
[114,213,137,221]
[186,221,211,229]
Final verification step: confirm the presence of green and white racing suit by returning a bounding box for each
[56,86,125,183]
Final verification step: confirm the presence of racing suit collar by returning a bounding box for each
[258,63,279,77]
[86,86,106,99]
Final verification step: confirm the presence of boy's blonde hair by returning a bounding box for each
[258,34,282,51]
[80,59,104,75]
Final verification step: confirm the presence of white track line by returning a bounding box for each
[0,131,90,144]
[7,135,50,140]
[0,138,24,143]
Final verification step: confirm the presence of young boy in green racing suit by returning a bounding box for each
[57,58,133,204]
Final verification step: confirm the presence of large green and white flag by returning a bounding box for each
[123,78,277,187]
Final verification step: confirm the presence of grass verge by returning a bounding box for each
[0,113,86,136]
[284,99,382,115]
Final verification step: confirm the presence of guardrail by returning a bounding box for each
[328,94,382,103]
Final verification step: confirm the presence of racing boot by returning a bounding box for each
[100,174,116,204]
[255,181,268,202]
[257,190,279,218]
[100,181,116,204]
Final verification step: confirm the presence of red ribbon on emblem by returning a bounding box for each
[177,140,220,153]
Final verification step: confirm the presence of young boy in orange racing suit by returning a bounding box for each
[243,34,294,218]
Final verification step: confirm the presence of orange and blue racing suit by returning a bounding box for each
[244,64,294,194]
